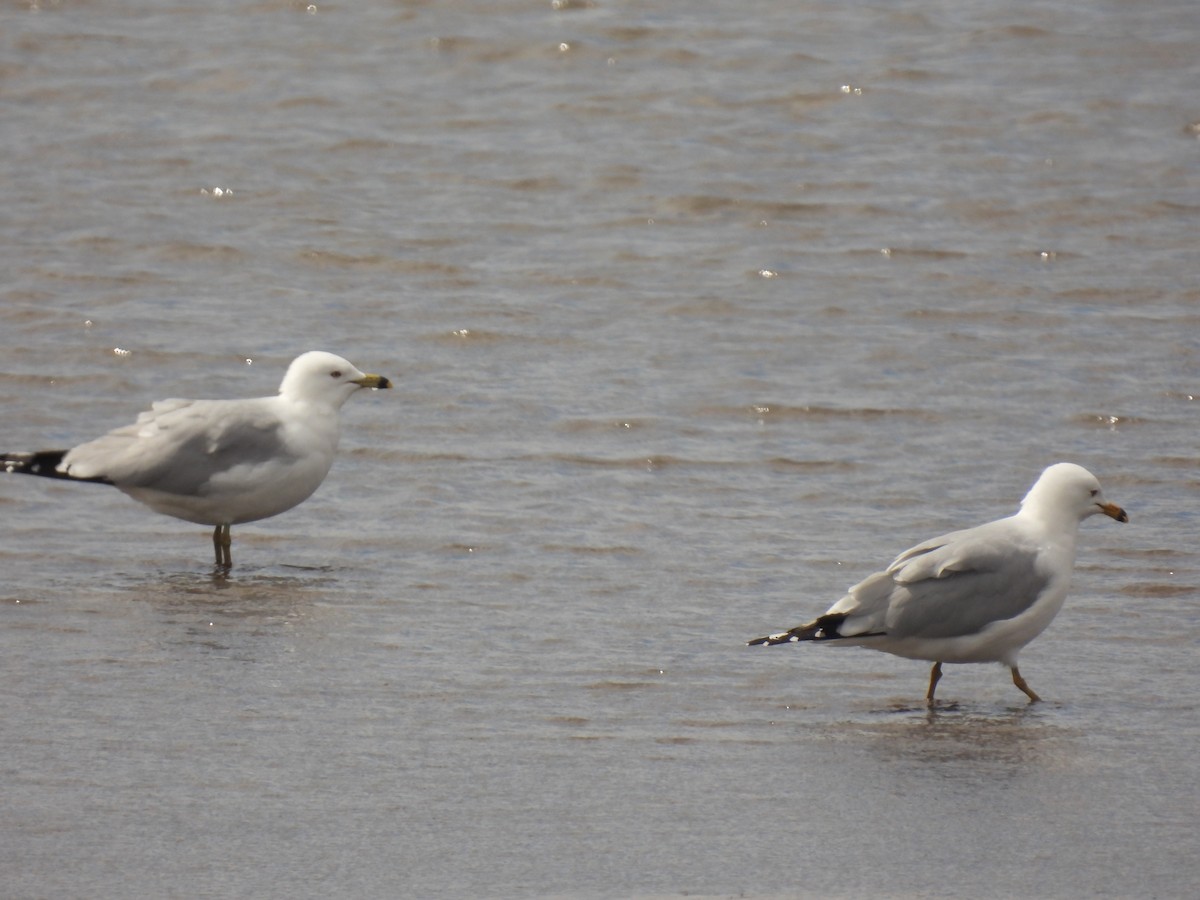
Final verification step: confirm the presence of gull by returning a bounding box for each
[748,463,1128,704]
[2,351,391,568]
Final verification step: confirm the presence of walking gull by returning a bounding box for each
[748,463,1128,704]
[2,351,391,568]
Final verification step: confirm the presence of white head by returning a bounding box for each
[1020,462,1128,524]
[277,351,392,407]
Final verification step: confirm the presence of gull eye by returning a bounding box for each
[330,370,343,379]
[1089,489,1098,497]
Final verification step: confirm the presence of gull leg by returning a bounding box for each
[1011,666,1041,703]
[212,524,233,569]
[925,661,943,704]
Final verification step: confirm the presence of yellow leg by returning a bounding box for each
[1011,666,1041,702]
[212,524,233,568]
[925,661,943,704]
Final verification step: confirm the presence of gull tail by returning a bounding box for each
[747,613,849,646]
[2,450,113,485]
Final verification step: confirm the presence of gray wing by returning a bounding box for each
[62,398,293,496]
[880,520,1050,639]
[883,551,1050,639]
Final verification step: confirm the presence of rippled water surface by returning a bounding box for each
[2,1,1198,897]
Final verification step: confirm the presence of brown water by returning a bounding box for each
[2,1,1198,897]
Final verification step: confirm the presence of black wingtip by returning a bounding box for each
[747,631,802,646]
[3,449,67,477]
[747,613,850,646]
[2,450,113,484]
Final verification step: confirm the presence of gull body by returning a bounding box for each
[748,463,1128,704]
[2,351,391,567]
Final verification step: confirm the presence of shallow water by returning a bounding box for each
[2,1,1198,897]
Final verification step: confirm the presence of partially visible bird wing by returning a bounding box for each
[870,519,1051,639]
[62,398,291,496]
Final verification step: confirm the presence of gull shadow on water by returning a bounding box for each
[113,565,343,645]
[851,699,1074,776]
[127,563,337,592]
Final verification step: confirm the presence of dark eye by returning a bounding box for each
[330,370,343,379]
[1089,489,1098,497]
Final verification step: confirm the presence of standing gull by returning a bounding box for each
[2,351,391,568]
[748,463,1127,704]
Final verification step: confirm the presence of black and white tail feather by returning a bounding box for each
[747,612,853,646]
[2,450,113,485]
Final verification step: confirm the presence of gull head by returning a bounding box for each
[278,351,393,407]
[1020,462,1128,525]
